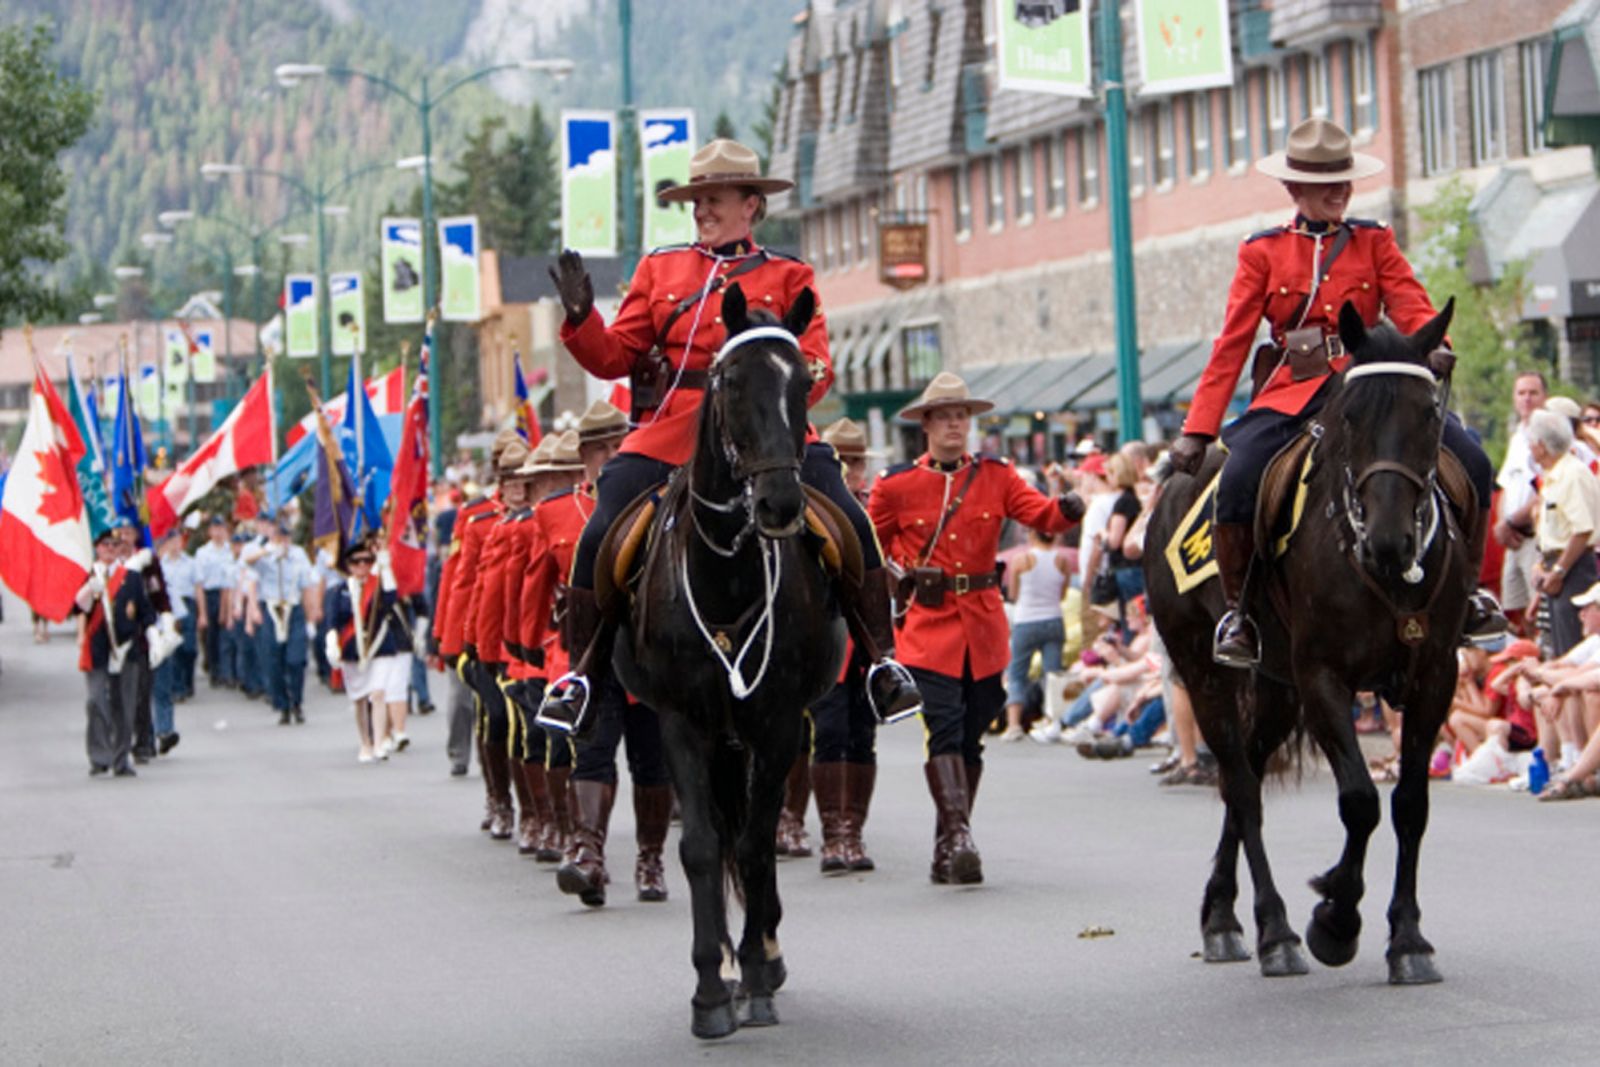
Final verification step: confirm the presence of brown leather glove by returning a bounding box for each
[1058,491,1086,523]
[548,249,594,326]
[1169,433,1211,477]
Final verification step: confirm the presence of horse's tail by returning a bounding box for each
[710,738,750,907]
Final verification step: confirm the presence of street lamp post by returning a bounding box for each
[203,160,393,400]
[275,57,574,476]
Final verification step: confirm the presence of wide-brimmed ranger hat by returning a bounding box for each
[656,139,794,203]
[1255,118,1384,184]
[577,399,629,444]
[521,430,584,475]
[515,435,558,476]
[898,371,996,421]
[822,417,879,458]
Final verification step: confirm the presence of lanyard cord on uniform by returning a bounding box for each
[1295,231,1324,332]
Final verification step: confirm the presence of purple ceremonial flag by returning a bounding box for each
[311,400,356,563]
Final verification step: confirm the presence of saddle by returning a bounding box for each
[593,475,863,618]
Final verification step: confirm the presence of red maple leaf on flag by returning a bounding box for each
[34,447,83,525]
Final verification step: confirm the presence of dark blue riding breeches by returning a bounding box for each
[569,441,883,591]
[1216,393,1492,526]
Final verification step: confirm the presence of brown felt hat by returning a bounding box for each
[491,428,524,466]
[1256,118,1384,184]
[496,438,531,475]
[821,417,878,458]
[577,399,629,443]
[525,430,584,474]
[898,372,995,421]
[514,435,557,476]
[655,139,794,203]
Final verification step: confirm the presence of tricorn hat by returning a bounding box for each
[1255,118,1384,184]
[577,399,629,443]
[898,371,995,421]
[821,417,878,458]
[656,139,794,203]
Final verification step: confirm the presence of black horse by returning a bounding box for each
[1146,300,1468,984]
[611,283,847,1039]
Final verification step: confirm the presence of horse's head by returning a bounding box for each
[705,282,816,538]
[1329,297,1454,578]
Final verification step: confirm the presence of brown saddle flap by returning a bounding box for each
[595,483,665,614]
[1436,447,1476,519]
[1254,430,1318,552]
[802,485,865,589]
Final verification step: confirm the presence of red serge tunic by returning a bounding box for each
[518,486,593,685]
[558,242,834,465]
[467,510,525,666]
[433,494,497,659]
[869,455,1076,681]
[440,498,501,659]
[1183,218,1441,438]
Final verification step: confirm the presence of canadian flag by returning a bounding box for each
[147,368,277,537]
[0,367,92,621]
[285,366,405,447]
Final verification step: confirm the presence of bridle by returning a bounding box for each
[680,324,806,700]
[1336,361,1447,586]
[688,325,806,556]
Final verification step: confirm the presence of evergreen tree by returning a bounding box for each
[713,110,737,141]
[0,21,95,328]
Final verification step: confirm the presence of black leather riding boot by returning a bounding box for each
[633,784,672,902]
[1460,506,1509,645]
[557,780,615,907]
[1211,523,1260,667]
[924,755,982,885]
[844,568,923,723]
[537,588,606,734]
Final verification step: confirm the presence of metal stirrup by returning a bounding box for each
[867,660,923,724]
[536,672,591,734]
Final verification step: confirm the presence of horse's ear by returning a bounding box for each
[723,282,750,335]
[1337,302,1367,361]
[784,287,816,338]
[1411,297,1455,361]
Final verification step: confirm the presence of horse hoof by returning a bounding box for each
[764,955,788,992]
[1387,951,1442,985]
[1258,940,1310,977]
[1305,907,1360,968]
[692,999,739,1040]
[1202,930,1251,963]
[738,994,779,1028]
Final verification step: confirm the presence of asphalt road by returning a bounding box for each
[2,588,1598,1065]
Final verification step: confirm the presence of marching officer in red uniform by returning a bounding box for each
[440,435,527,837]
[522,405,676,906]
[539,138,920,731]
[870,374,1086,885]
[1169,118,1501,666]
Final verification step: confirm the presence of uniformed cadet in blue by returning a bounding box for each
[233,530,266,698]
[162,526,200,701]
[248,520,320,723]
[194,515,236,688]
[151,528,194,755]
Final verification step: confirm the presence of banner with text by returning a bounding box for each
[1133,0,1233,95]
[330,272,367,355]
[285,274,318,358]
[640,109,696,250]
[562,111,618,257]
[994,0,1093,98]
[438,217,481,323]
[381,217,424,324]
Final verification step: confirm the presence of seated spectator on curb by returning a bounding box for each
[1525,581,1600,772]
[1446,646,1495,754]
[1481,638,1544,758]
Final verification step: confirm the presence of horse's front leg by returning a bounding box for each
[1233,676,1309,976]
[1192,682,1249,963]
[1386,667,1452,985]
[734,723,796,1028]
[659,713,738,1038]
[1300,671,1381,968]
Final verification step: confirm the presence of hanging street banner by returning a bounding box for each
[190,327,217,384]
[562,111,618,257]
[438,217,481,323]
[640,109,696,250]
[381,217,424,324]
[1133,0,1233,95]
[994,0,1093,98]
[330,272,367,355]
[137,364,161,421]
[163,328,190,385]
[285,274,318,357]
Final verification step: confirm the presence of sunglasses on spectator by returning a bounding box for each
[349,556,375,566]
[1583,415,1600,425]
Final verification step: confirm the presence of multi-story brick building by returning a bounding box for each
[766,0,1595,460]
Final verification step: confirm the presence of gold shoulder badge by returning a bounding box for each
[808,356,828,382]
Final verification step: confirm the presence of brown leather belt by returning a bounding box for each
[673,369,710,390]
[942,571,999,595]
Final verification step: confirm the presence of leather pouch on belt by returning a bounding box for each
[1283,327,1328,382]
[913,566,946,609]
[630,349,670,413]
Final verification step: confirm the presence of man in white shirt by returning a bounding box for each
[1495,372,1548,619]
[1527,409,1600,656]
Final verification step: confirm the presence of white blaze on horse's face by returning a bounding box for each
[766,352,795,430]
